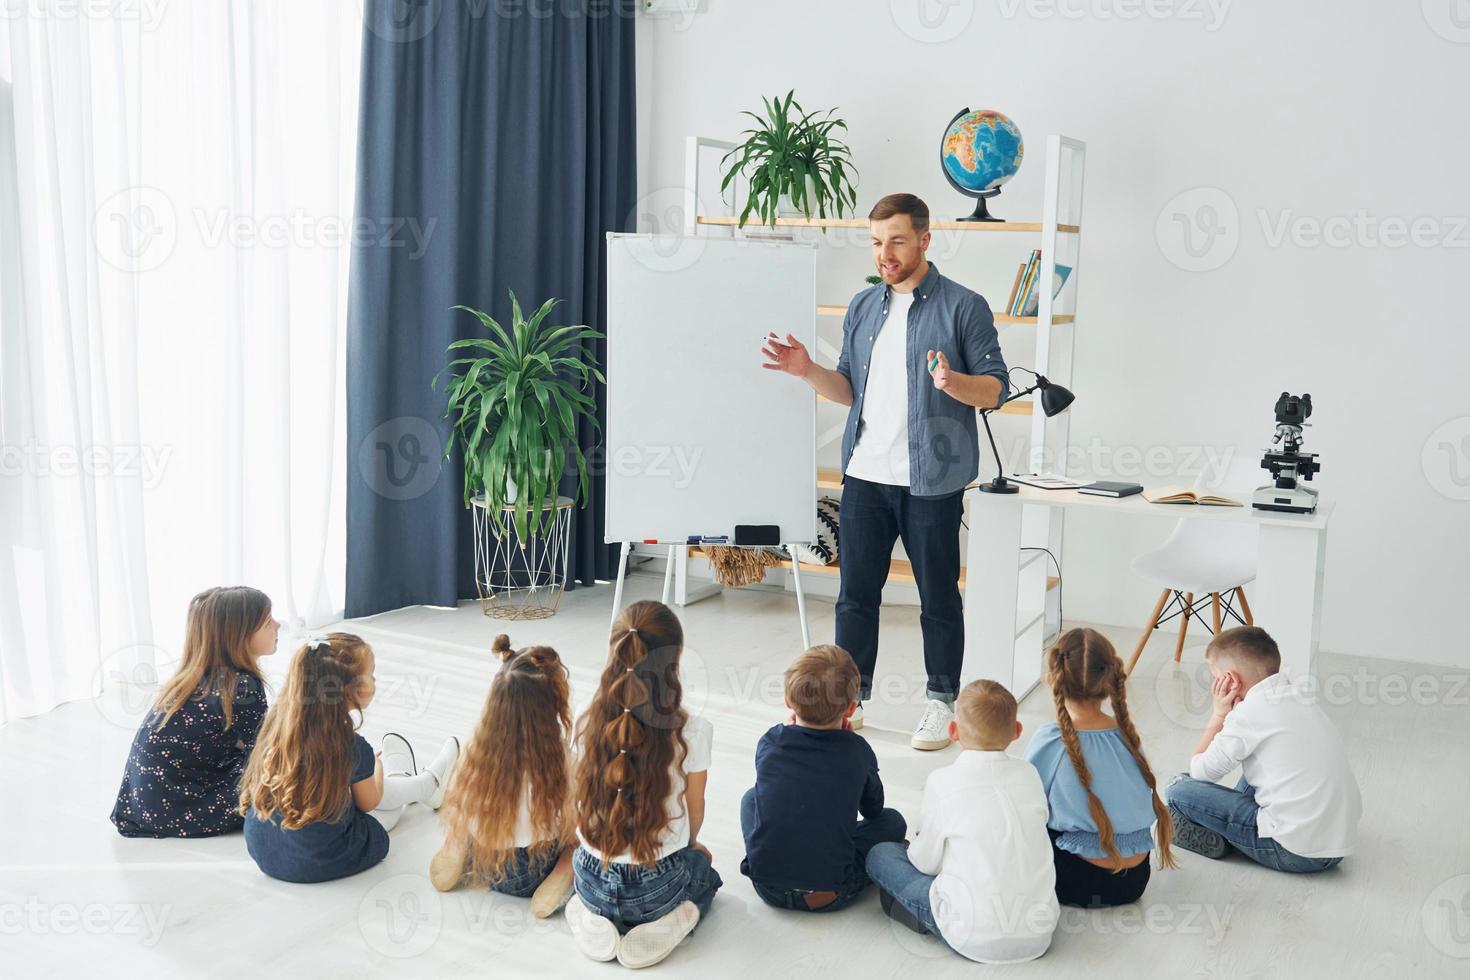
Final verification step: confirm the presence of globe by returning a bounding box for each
[939,108,1024,221]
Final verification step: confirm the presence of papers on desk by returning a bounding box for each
[1143,485,1244,507]
[1007,473,1085,490]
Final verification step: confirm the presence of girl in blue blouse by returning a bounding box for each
[1025,628,1177,907]
[111,586,278,838]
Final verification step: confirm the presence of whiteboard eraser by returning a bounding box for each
[734,525,780,546]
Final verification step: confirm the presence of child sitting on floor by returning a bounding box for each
[432,633,576,917]
[111,586,277,838]
[1025,628,1177,907]
[740,644,907,912]
[1168,626,1361,873]
[867,679,1058,964]
[238,633,459,883]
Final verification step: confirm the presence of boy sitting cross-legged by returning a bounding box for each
[739,644,907,912]
[866,680,1059,964]
[1168,626,1361,873]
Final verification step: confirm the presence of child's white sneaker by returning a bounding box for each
[423,737,460,809]
[910,699,954,751]
[566,894,619,962]
[617,900,700,969]
[380,732,416,777]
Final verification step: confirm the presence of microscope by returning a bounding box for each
[1252,392,1320,514]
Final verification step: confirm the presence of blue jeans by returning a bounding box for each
[865,841,942,938]
[490,846,562,898]
[572,845,722,933]
[1167,774,1344,874]
[738,787,907,912]
[835,475,965,703]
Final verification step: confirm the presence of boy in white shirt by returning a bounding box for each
[1168,626,1361,873]
[865,680,1058,963]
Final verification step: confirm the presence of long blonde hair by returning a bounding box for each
[153,586,271,730]
[238,633,373,830]
[440,634,573,885]
[1046,628,1177,870]
[574,600,688,867]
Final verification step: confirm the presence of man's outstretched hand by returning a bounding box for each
[762,332,812,379]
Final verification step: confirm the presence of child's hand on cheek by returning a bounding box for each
[1210,672,1241,720]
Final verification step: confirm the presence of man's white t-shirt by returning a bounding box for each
[843,290,915,487]
[577,714,713,864]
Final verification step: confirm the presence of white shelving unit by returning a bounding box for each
[668,133,1086,652]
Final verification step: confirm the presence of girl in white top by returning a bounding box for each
[566,600,722,970]
[433,634,576,916]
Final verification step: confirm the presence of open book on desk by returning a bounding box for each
[1143,485,1243,507]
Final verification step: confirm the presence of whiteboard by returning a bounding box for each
[604,234,817,545]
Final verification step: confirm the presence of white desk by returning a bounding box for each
[962,484,1333,698]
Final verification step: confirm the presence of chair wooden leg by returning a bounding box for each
[1211,592,1222,634]
[1174,592,1193,662]
[1127,588,1173,676]
[1236,586,1253,625]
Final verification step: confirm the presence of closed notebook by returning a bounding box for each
[1077,481,1143,498]
[1143,485,1243,507]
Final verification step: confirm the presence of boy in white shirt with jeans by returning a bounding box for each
[865,680,1058,963]
[1168,626,1361,873]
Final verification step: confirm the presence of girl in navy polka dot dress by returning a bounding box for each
[110,586,279,838]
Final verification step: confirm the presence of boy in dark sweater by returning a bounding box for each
[739,644,907,911]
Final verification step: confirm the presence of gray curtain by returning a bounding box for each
[346,0,636,617]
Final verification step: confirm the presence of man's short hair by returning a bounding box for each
[784,645,860,726]
[1206,626,1282,673]
[868,193,930,234]
[955,679,1017,749]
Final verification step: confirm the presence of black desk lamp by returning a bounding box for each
[978,369,1076,494]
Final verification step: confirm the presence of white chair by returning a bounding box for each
[1125,456,1261,676]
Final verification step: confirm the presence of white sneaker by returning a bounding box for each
[380,732,416,777]
[910,699,954,751]
[849,703,865,731]
[566,893,620,962]
[617,900,700,969]
[423,737,460,809]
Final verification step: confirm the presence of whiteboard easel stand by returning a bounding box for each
[609,541,811,650]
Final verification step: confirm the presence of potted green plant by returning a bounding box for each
[720,90,859,229]
[435,291,604,543]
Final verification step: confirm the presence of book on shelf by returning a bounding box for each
[1009,249,1039,316]
[1004,262,1026,315]
[1142,486,1244,507]
[1018,262,1072,317]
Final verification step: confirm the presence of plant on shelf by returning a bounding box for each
[720,89,859,229]
[435,292,604,543]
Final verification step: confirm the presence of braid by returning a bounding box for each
[1052,680,1122,869]
[604,628,648,828]
[1108,668,1178,869]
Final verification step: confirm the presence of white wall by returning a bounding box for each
[634,0,1470,668]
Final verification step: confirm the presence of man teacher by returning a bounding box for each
[762,192,1010,750]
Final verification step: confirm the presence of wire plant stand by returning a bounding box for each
[471,495,574,620]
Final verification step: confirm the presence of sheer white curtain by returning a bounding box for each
[0,2,357,723]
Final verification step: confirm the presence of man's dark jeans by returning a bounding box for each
[835,475,965,704]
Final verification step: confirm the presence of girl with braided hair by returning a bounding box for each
[1024,628,1177,907]
[565,600,722,970]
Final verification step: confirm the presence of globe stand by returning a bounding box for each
[957,190,1004,223]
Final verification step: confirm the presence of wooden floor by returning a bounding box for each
[3,571,1467,978]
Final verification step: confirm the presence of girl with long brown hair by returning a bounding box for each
[1024,628,1177,907]
[431,634,576,917]
[565,600,722,970]
[239,633,459,883]
[111,586,278,837]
